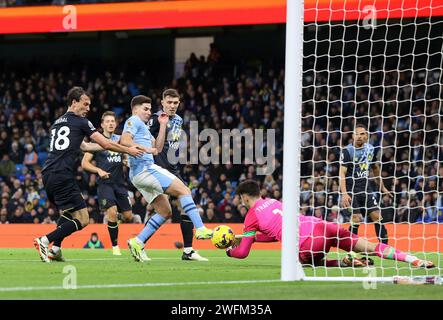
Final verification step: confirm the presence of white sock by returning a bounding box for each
[52,246,60,253]
[41,236,49,246]
[184,247,193,254]
[135,237,144,246]
[113,245,119,249]
[405,255,417,263]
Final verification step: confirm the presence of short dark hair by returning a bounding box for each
[101,111,116,123]
[131,95,152,109]
[162,88,180,100]
[355,123,368,131]
[236,180,261,197]
[66,86,91,106]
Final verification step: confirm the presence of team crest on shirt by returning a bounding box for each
[127,120,133,127]
[101,199,107,207]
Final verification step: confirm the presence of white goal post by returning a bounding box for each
[282,0,443,283]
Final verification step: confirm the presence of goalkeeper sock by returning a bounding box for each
[375,243,416,263]
[179,195,204,228]
[136,213,166,244]
[349,224,359,235]
[374,223,388,244]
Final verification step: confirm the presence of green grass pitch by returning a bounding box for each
[0,248,441,300]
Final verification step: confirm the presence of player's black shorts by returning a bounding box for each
[97,183,132,212]
[350,190,379,216]
[43,172,86,213]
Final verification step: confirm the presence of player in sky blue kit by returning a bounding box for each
[339,123,392,244]
[82,111,139,256]
[120,95,213,262]
[148,88,208,261]
[33,87,144,263]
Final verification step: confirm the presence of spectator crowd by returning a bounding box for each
[0,36,442,226]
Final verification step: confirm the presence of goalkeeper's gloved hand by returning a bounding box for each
[340,252,369,267]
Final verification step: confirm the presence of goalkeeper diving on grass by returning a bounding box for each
[227,180,434,268]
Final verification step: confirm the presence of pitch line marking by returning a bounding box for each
[0,279,282,292]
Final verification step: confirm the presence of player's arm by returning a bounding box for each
[227,209,263,259]
[226,231,256,259]
[339,165,352,207]
[81,152,110,179]
[80,141,104,152]
[339,150,352,208]
[120,132,158,155]
[234,232,277,243]
[90,131,144,158]
[154,113,169,152]
[122,153,129,167]
[255,233,278,242]
[372,163,393,197]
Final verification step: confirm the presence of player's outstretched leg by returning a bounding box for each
[179,195,212,240]
[180,214,208,261]
[34,237,50,263]
[304,220,369,267]
[166,179,212,240]
[48,213,72,262]
[374,222,388,244]
[34,209,88,263]
[105,206,121,256]
[353,238,435,269]
[127,194,171,262]
[349,213,361,236]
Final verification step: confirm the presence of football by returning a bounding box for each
[211,225,235,249]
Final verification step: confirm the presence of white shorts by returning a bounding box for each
[131,164,177,204]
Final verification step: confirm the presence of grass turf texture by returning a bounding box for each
[0,248,441,299]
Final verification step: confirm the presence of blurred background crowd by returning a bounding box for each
[0,25,442,226]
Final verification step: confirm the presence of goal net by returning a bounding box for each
[299,0,443,282]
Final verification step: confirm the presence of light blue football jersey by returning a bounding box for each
[123,115,155,179]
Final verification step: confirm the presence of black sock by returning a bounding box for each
[107,221,119,247]
[375,223,388,244]
[180,216,194,248]
[53,213,73,248]
[46,219,82,243]
[349,224,360,235]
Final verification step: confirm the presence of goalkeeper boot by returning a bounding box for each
[48,249,66,262]
[127,238,145,262]
[182,250,209,262]
[112,246,122,256]
[195,227,213,240]
[33,237,50,263]
[412,259,435,269]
